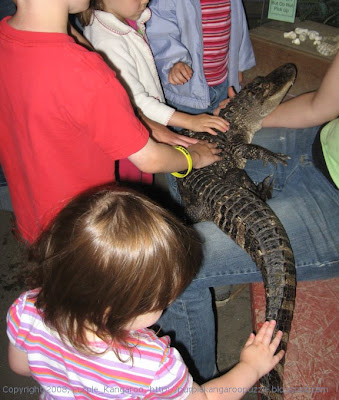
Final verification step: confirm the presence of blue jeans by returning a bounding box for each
[166,79,229,115]
[156,126,339,382]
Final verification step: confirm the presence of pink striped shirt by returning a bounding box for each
[7,290,193,399]
[201,0,231,86]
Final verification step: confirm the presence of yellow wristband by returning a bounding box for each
[171,146,193,178]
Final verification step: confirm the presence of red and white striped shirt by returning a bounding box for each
[201,0,231,86]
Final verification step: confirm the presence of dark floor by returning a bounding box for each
[0,184,257,399]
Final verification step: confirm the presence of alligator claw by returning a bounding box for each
[274,153,290,166]
[257,176,274,200]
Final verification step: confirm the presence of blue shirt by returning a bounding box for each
[146,0,256,109]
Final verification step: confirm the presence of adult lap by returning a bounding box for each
[189,126,339,288]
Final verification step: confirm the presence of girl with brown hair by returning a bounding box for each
[7,185,283,399]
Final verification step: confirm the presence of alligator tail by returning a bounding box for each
[211,184,296,400]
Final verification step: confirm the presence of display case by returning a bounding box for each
[243,0,339,29]
[242,1,338,96]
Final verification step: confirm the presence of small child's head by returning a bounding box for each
[79,0,149,26]
[29,185,201,353]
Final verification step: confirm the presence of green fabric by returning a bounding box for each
[321,118,339,189]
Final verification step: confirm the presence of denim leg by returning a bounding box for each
[247,126,339,281]
[165,173,184,207]
[155,286,215,383]
[159,126,339,382]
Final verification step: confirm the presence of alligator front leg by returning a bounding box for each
[236,143,289,166]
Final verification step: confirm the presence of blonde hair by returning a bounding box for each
[29,185,202,355]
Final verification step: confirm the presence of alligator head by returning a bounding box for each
[220,63,297,141]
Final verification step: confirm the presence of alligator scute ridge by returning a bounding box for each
[177,64,298,400]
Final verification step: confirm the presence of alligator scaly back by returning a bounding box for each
[177,64,297,399]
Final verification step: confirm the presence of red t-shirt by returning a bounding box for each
[0,17,149,243]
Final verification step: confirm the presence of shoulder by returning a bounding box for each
[149,0,177,11]
[133,329,171,354]
[7,289,40,320]
[134,329,187,372]
[60,42,127,96]
[83,13,134,62]
[7,290,41,347]
[136,330,193,398]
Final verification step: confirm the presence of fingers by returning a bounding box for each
[169,73,187,85]
[244,332,256,348]
[205,141,219,149]
[212,88,236,116]
[254,320,276,345]
[174,136,199,147]
[213,98,230,116]
[169,73,189,85]
[269,330,283,354]
[204,128,218,136]
[208,143,222,159]
[262,320,277,346]
[254,320,283,357]
[189,142,222,168]
[211,117,229,132]
[169,63,193,85]
[199,141,222,157]
[176,134,199,145]
[273,349,285,364]
[198,115,229,134]
[227,86,237,99]
[180,64,193,81]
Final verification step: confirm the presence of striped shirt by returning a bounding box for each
[7,290,193,399]
[201,0,231,86]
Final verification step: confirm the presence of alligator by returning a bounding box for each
[176,64,297,400]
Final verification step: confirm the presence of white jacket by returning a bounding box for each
[84,9,175,126]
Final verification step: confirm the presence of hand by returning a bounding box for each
[147,119,199,147]
[189,114,229,135]
[188,141,222,169]
[169,62,193,85]
[213,87,236,116]
[154,129,199,147]
[240,320,285,381]
[238,71,244,87]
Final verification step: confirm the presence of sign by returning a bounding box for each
[268,0,297,23]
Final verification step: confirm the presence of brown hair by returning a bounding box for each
[29,185,201,355]
[77,0,105,27]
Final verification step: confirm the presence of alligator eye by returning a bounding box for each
[263,83,272,96]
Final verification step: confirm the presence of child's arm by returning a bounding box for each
[186,320,284,400]
[8,342,31,377]
[128,137,221,174]
[92,39,228,135]
[141,113,199,147]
